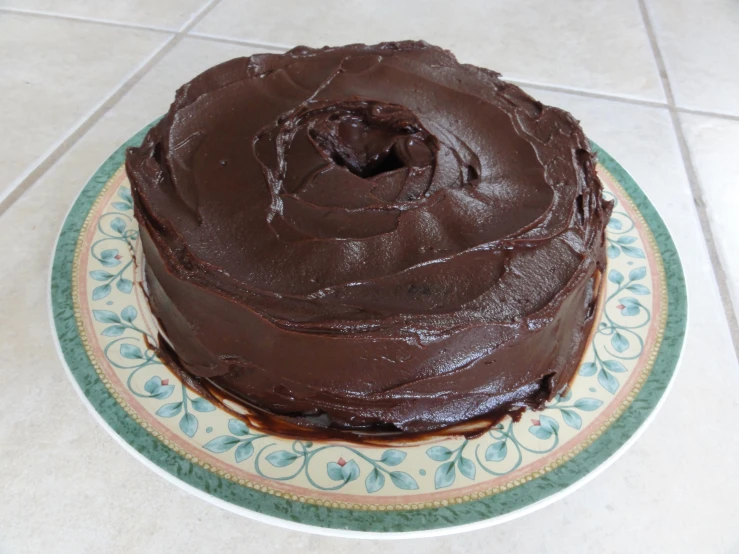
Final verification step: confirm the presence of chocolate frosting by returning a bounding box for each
[126,41,612,437]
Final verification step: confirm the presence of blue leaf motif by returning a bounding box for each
[607,217,622,230]
[143,376,173,399]
[101,325,126,337]
[327,462,345,482]
[485,441,507,462]
[92,284,112,300]
[616,236,636,245]
[341,460,360,482]
[529,425,553,440]
[598,369,619,394]
[121,306,137,323]
[93,310,120,324]
[116,278,133,294]
[99,258,121,268]
[625,284,649,295]
[365,468,385,493]
[203,435,240,453]
[191,397,215,412]
[608,269,624,285]
[156,402,182,418]
[457,456,476,480]
[112,201,132,211]
[110,217,126,235]
[99,249,120,267]
[180,413,198,437]
[266,451,299,468]
[144,376,162,393]
[603,360,627,373]
[151,385,174,400]
[118,187,133,203]
[228,419,249,436]
[621,306,639,317]
[120,344,144,359]
[629,267,647,281]
[622,245,645,258]
[90,270,114,281]
[531,415,559,440]
[539,415,559,434]
[235,441,254,463]
[579,361,597,376]
[434,461,456,489]
[380,449,406,466]
[607,245,621,259]
[611,331,629,353]
[560,408,582,430]
[426,446,453,462]
[389,471,418,490]
[574,398,604,411]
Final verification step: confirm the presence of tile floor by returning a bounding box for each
[0,1,737,552]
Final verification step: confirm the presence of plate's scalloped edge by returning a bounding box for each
[51,127,687,536]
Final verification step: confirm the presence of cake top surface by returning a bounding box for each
[128,40,606,339]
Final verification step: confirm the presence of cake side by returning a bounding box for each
[126,41,613,437]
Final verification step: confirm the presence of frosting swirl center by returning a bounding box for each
[255,99,443,240]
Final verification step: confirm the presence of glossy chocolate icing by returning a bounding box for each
[126,41,612,437]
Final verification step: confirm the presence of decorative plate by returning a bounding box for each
[51,123,686,538]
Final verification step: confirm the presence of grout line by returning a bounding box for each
[516,80,739,121]
[176,0,222,32]
[0,34,177,215]
[185,32,738,121]
[0,0,223,218]
[675,106,739,123]
[187,31,292,52]
[507,79,739,122]
[507,79,669,109]
[187,33,739,123]
[637,0,739,360]
[0,6,175,33]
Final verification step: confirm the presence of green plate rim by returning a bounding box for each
[50,122,687,535]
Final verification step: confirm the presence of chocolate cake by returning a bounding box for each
[126,41,612,437]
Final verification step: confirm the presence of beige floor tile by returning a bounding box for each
[1,39,736,553]
[647,0,739,116]
[193,0,664,101]
[0,0,210,30]
[524,88,696,235]
[680,113,739,312]
[98,37,263,128]
[0,13,170,203]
